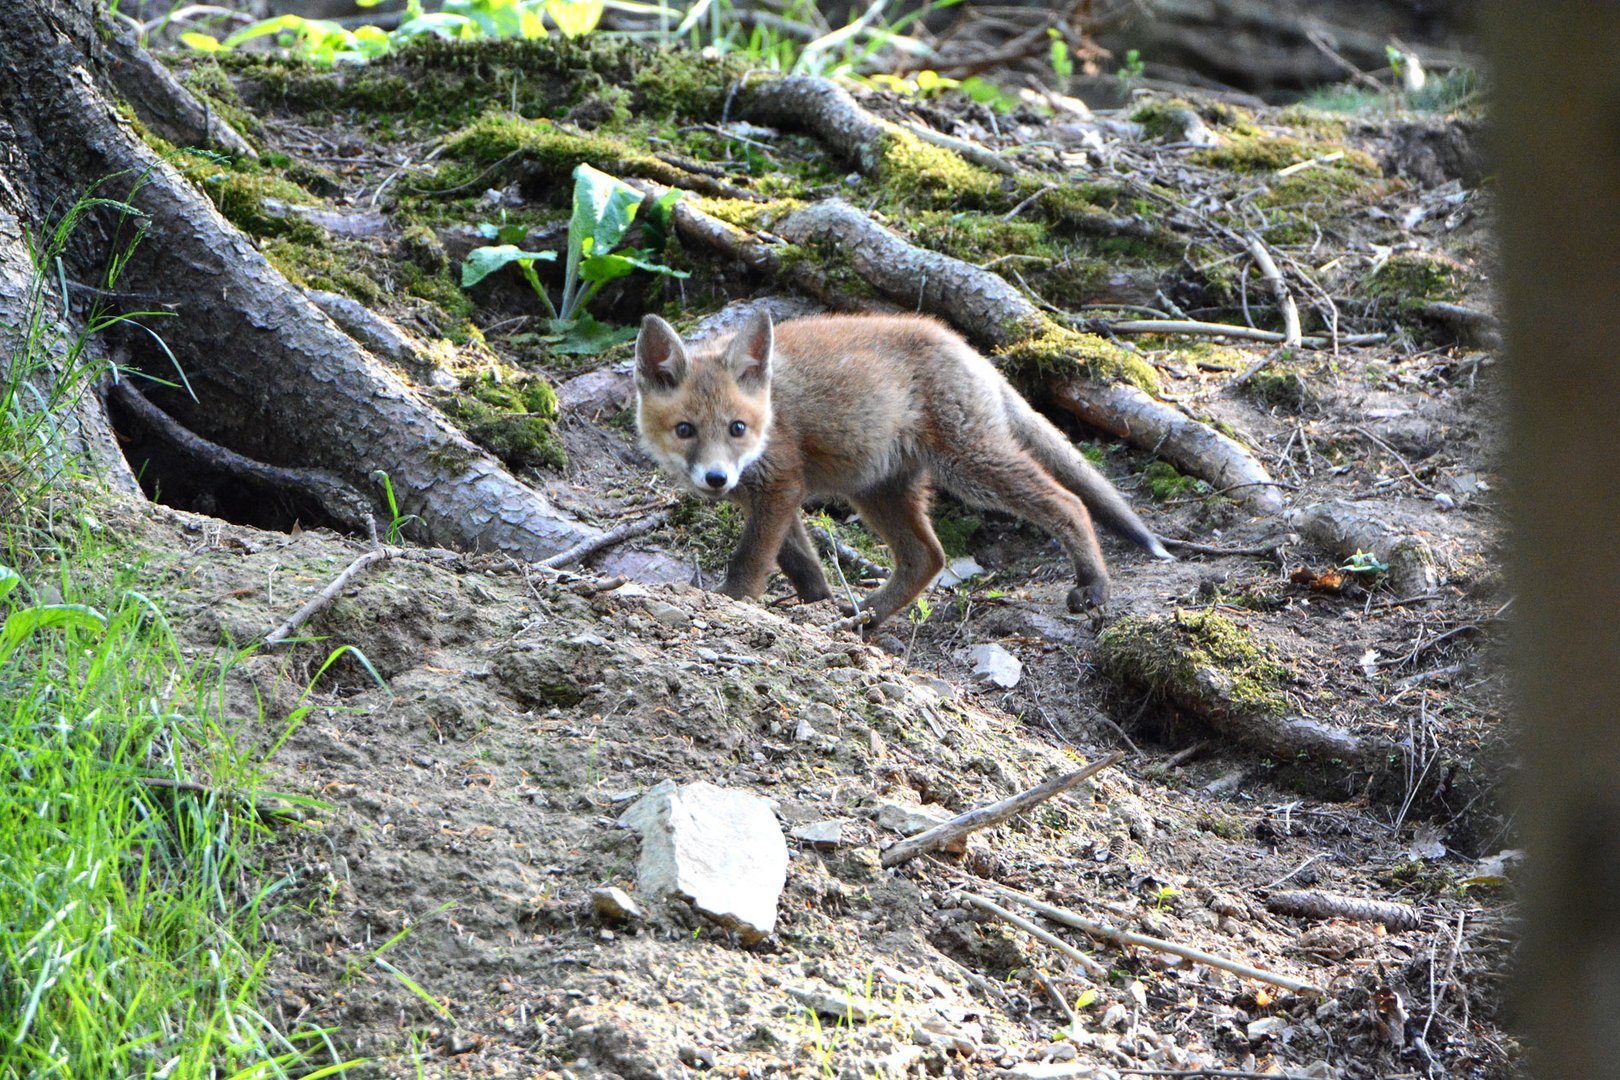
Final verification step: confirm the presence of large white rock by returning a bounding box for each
[618,780,788,943]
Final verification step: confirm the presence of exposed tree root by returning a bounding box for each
[106,27,258,160]
[1267,889,1423,933]
[108,377,374,534]
[1,1,600,560]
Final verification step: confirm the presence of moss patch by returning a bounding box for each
[1240,363,1313,411]
[874,130,1001,205]
[1142,461,1206,502]
[995,324,1159,394]
[1363,251,1467,307]
[1096,608,1288,717]
[443,371,566,471]
[200,171,323,240]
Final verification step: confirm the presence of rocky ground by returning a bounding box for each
[118,36,1516,1080]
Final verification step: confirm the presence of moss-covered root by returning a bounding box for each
[1096,609,1376,769]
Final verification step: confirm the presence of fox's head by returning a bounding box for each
[634,310,773,498]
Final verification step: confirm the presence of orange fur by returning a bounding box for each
[635,310,1170,632]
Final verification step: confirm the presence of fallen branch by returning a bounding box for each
[1267,889,1423,933]
[1245,237,1302,347]
[959,892,1109,978]
[540,507,673,570]
[1101,318,1384,349]
[264,543,460,645]
[980,882,1325,996]
[882,754,1123,867]
[809,525,889,580]
[1160,536,1283,558]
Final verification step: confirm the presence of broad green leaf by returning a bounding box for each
[547,313,638,355]
[579,251,689,282]
[352,24,393,57]
[180,31,222,53]
[393,12,480,41]
[641,189,682,257]
[0,566,19,603]
[0,604,107,662]
[461,244,556,288]
[445,0,548,37]
[221,14,308,48]
[546,0,604,37]
[568,164,644,270]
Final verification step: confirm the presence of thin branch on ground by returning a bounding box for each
[540,507,673,570]
[882,754,1123,867]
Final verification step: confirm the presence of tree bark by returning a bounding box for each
[0,0,597,557]
[1489,6,1620,1078]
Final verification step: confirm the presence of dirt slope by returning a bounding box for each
[108,38,1521,1080]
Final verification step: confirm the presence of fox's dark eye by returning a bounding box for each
[675,422,696,439]
[729,420,747,437]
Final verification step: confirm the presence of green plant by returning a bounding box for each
[1049,30,1075,80]
[183,0,603,65]
[371,469,421,544]
[1339,549,1389,577]
[1117,47,1144,88]
[461,163,687,354]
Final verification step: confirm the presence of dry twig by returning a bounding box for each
[882,754,1122,867]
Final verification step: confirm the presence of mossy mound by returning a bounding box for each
[443,371,566,471]
[1141,461,1207,502]
[995,324,1159,394]
[1096,608,1288,717]
[1364,250,1468,308]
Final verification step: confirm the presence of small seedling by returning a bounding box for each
[462,164,688,355]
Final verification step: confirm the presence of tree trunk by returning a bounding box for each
[1489,6,1620,1077]
[0,0,597,556]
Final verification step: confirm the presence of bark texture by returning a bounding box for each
[0,0,597,557]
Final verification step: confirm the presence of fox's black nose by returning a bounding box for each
[704,470,727,489]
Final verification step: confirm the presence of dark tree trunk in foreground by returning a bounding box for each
[0,0,597,554]
[1491,6,1620,1076]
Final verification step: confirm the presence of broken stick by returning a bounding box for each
[881,753,1123,867]
[982,881,1324,996]
[540,507,673,570]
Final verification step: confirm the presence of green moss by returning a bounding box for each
[668,498,745,572]
[930,502,981,559]
[1142,461,1206,502]
[873,130,1001,204]
[443,371,566,471]
[221,37,742,133]
[1363,250,1466,307]
[995,323,1159,394]
[400,223,448,274]
[432,113,714,198]
[1241,365,1313,410]
[201,171,322,239]
[178,59,264,146]
[261,236,383,304]
[1096,608,1288,717]
[1192,134,1378,175]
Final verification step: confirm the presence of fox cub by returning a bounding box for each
[634,310,1171,632]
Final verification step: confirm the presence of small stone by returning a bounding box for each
[1100,1003,1129,1031]
[590,886,644,923]
[1246,1016,1288,1041]
[969,643,1023,689]
[794,718,818,742]
[678,1044,716,1068]
[790,820,846,848]
[875,802,950,835]
[645,600,689,627]
[785,985,891,1024]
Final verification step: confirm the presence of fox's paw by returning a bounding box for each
[1066,581,1109,613]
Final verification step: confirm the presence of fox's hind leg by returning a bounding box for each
[778,516,833,603]
[936,449,1112,612]
[846,475,946,633]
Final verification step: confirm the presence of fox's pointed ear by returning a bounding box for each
[635,315,688,392]
[724,307,773,388]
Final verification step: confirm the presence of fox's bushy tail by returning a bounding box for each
[1001,386,1172,559]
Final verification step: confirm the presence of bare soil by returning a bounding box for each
[123,44,1516,1080]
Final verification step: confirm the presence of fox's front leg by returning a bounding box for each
[719,486,803,600]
